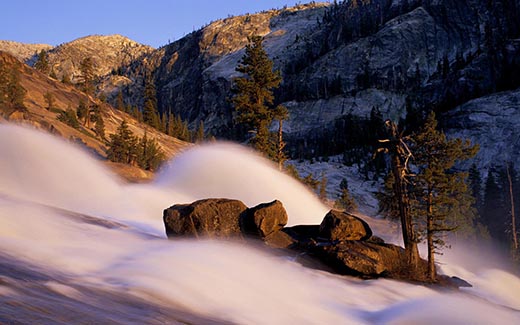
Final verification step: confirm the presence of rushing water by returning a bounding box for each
[0,124,519,324]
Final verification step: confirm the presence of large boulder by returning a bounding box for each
[163,198,247,238]
[242,200,288,238]
[319,210,372,241]
[312,241,406,277]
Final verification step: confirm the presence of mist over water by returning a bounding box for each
[155,142,329,226]
[0,124,519,323]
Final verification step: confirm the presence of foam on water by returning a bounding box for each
[155,142,329,226]
[0,124,519,323]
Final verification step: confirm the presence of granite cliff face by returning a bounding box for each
[445,89,520,171]
[112,0,520,171]
[44,34,154,83]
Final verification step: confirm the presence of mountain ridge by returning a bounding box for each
[0,40,52,62]
[2,0,520,173]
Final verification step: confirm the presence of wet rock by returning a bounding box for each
[242,200,288,238]
[163,198,247,238]
[319,210,372,241]
[312,241,406,277]
[163,198,432,282]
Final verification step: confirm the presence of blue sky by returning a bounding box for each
[0,0,325,48]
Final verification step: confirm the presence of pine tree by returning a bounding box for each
[92,104,105,139]
[143,98,159,128]
[0,64,26,110]
[482,168,511,246]
[78,57,96,129]
[303,173,320,192]
[57,108,80,129]
[131,106,142,122]
[468,164,483,215]
[142,74,160,129]
[116,91,125,111]
[0,62,8,107]
[76,99,88,125]
[335,178,357,212]
[195,120,205,142]
[160,113,167,133]
[79,57,95,95]
[231,35,283,157]
[137,132,165,171]
[410,111,478,281]
[319,172,328,201]
[7,69,26,108]
[274,104,288,170]
[377,173,399,219]
[167,113,175,136]
[468,163,490,240]
[107,120,138,164]
[34,50,50,74]
[44,92,55,111]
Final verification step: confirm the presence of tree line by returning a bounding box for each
[0,59,26,113]
[228,36,514,281]
[107,120,165,172]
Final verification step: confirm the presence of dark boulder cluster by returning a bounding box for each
[163,198,411,279]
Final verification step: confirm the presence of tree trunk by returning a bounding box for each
[391,152,419,271]
[507,164,518,257]
[386,121,420,273]
[278,119,285,171]
[427,192,436,281]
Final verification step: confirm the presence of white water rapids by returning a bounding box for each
[0,124,519,324]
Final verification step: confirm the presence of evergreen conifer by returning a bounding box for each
[410,111,478,281]
[231,35,284,158]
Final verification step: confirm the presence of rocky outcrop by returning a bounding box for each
[444,88,520,171]
[45,34,154,84]
[163,199,248,238]
[163,198,290,240]
[319,209,372,241]
[163,198,418,280]
[0,40,52,62]
[242,199,288,237]
[311,241,406,277]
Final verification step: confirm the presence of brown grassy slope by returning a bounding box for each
[0,51,190,181]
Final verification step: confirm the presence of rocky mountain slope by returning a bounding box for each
[43,34,154,84]
[0,40,52,62]
[107,0,520,172]
[0,35,154,93]
[2,0,519,174]
[0,51,188,181]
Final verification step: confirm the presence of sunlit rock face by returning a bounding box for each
[0,40,52,61]
[45,35,154,82]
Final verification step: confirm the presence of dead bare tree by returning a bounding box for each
[379,120,420,272]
